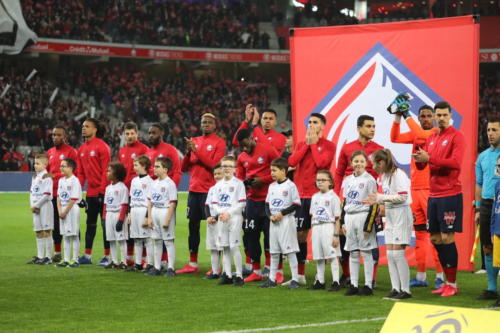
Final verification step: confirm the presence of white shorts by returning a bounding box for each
[32,201,54,231]
[384,206,412,245]
[312,223,341,260]
[60,205,79,236]
[206,222,221,251]
[129,207,150,239]
[216,216,242,249]
[106,211,128,241]
[269,215,299,255]
[344,212,377,251]
[151,207,176,241]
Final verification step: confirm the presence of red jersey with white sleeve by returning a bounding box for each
[181,133,226,193]
[236,141,279,201]
[146,141,182,186]
[118,141,148,189]
[288,138,336,199]
[334,140,383,195]
[421,126,465,198]
[47,143,78,197]
[77,137,111,197]
[232,122,286,154]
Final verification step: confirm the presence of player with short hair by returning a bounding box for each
[146,157,178,277]
[390,105,444,289]
[364,149,413,300]
[146,123,182,185]
[236,128,280,282]
[260,157,301,289]
[288,113,336,286]
[232,105,286,154]
[77,118,111,266]
[102,162,129,269]
[208,156,246,286]
[178,113,226,274]
[341,151,378,297]
[27,154,54,265]
[308,170,342,292]
[414,101,466,297]
[118,121,149,265]
[126,155,153,272]
[334,114,383,288]
[474,118,500,300]
[47,125,78,263]
[56,158,82,268]
[204,163,224,279]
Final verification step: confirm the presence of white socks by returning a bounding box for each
[350,251,360,287]
[134,241,143,264]
[317,260,326,284]
[210,250,220,274]
[416,271,426,281]
[110,242,117,264]
[164,240,175,270]
[394,249,410,293]
[287,253,299,282]
[36,238,44,258]
[119,240,126,264]
[387,250,401,291]
[146,239,153,265]
[71,236,80,262]
[45,237,52,258]
[270,253,280,282]
[331,258,340,283]
[231,247,242,278]
[63,236,71,262]
[223,248,232,278]
[154,239,163,270]
[361,250,374,288]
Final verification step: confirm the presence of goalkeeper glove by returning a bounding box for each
[116,220,124,232]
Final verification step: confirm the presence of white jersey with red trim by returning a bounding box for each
[104,181,128,212]
[130,175,153,208]
[58,175,82,206]
[210,176,246,215]
[310,190,341,225]
[341,171,377,213]
[30,170,52,207]
[379,168,412,209]
[148,176,178,209]
[266,179,301,216]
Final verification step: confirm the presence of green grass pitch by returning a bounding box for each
[0,193,497,332]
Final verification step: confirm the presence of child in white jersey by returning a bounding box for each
[363,149,413,300]
[341,150,378,296]
[126,155,154,272]
[309,170,342,291]
[56,158,82,268]
[146,157,177,277]
[204,163,223,279]
[28,154,54,265]
[103,162,129,269]
[208,156,246,286]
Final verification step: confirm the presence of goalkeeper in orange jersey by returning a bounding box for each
[390,102,444,289]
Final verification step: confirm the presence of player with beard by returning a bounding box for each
[145,123,181,186]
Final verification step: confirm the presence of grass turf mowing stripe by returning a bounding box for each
[208,317,387,333]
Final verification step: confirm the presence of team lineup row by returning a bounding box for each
[28,100,478,300]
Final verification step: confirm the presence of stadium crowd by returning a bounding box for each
[22,0,268,49]
[0,63,274,170]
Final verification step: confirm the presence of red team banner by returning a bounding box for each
[290,16,479,271]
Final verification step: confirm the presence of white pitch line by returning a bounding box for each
[208,316,387,333]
